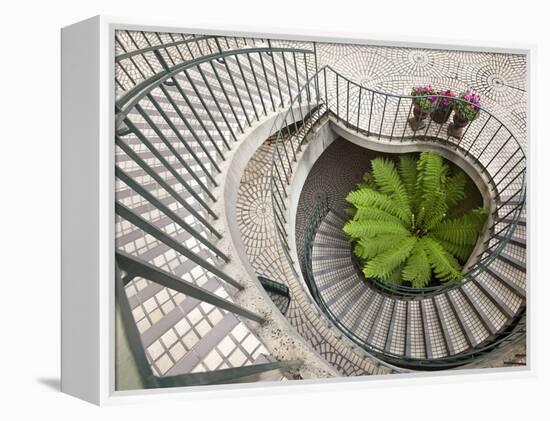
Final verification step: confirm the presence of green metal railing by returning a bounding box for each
[302,192,329,302]
[115,39,316,387]
[300,194,526,369]
[116,258,301,388]
[270,65,526,293]
[269,64,526,368]
[114,31,526,377]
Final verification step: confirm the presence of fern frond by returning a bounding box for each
[363,237,417,280]
[427,235,472,262]
[402,241,432,288]
[355,234,409,260]
[445,171,467,209]
[353,205,404,225]
[431,207,488,246]
[345,206,357,218]
[423,191,448,231]
[386,264,405,285]
[371,158,411,218]
[421,237,463,282]
[360,171,379,191]
[343,219,410,240]
[416,152,450,225]
[398,155,418,210]
[346,188,409,223]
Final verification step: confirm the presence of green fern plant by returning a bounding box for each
[343,152,487,288]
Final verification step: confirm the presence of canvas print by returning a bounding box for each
[113,31,527,390]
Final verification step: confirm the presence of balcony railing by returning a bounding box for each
[269,65,526,367]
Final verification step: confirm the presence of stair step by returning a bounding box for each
[367,298,395,351]
[350,288,377,332]
[327,210,347,224]
[420,299,449,359]
[433,295,470,354]
[502,217,526,226]
[312,241,350,250]
[498,195,523,205]
[472,278,516,319]
[385,301,407,356]
[316,269,357,293]
[311,250,351,261]
[406,301,426,359]
[312,259,353,278]
[460,284,499,335]
[495,234,526,248]
[316,227,348,241]
[447,290,489,347]
[485,266,526,298]
[322,216,345,231]
[333,280,367,320]
[357,293,384,340]
[497,253,526,272]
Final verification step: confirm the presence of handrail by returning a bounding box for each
[115,35,215,62]
[115,46,314,126]
[301,195,526,368]
[270,64,526,296]
[115,43,317,383]
[114,33,294,98]
[269,65,526,366]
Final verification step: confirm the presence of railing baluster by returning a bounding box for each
[269,46,285,108]
[401,100,413,142]
[195,64,239,142]
[115,135,221,238]
[246,53,267,117]
[477,124,504,161]
[486,135,513,169]
[155,83,222,169]
[492,148,521,182]
[182,68,231,150]
[139,94,216,196]
[258,52,276,112]
[466,115,492,155]
[153,50,226,159]
[356,87,362,131]
[123,113,219,220]
[323,67,328,106]
[390,98,401,142]
[378,96,387,140]
[346,79,350,126]
[336,73,340,120]
[116,166,229,261]
[208,60,245,133]
[293,52,305,124]
[367,91,374,136]
[494,157,525,190]
[276,148,290,184]
[234,54,260,121]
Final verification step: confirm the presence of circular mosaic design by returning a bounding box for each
[326,50,397,89]
[385,48,457,79]
[459,55,527,107]
[408,50,430,67]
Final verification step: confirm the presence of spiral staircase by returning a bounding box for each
[113,31,527,389]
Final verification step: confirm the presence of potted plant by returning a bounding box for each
[409,84,437,130]
[448,87,481,139]
[431,89,456,124]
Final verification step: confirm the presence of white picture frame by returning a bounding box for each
[61,15,534,405]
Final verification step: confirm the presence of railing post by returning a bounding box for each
[356,87,362,131]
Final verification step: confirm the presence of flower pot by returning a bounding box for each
[447,112,469,139]
[431,106,452,124]
[409,103,430,131]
